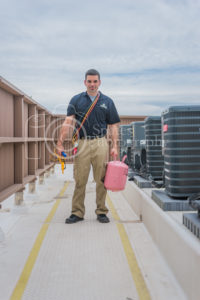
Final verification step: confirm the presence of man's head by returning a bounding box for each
[85,69,100,80]
[84,69,101,96]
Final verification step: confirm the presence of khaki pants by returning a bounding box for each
[72,137,109,218]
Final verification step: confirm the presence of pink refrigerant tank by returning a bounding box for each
[104,155,128,192]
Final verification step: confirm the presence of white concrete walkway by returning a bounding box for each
[0,165,186,300]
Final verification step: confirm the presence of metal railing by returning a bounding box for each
[0,76,65,202]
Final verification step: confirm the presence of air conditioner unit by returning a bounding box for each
[162,105,200,198]
[119,124,132,165]
[131,121,146,171]
[145,116,164,180]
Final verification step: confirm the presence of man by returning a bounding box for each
[57,69,120,224]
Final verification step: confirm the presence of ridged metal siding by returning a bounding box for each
[119,124,132,162]
[131,121,146,171]
[162,106,200,198]
[145,116,164,180]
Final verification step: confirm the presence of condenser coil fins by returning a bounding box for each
[145,116,164,180]
[119,124,132,165]
[162,106,200,198]
[131,121,146,171]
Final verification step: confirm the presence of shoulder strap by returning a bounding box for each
[72,92,100,142]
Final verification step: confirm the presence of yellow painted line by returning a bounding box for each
[10,181,70,300]
[106,194,151,300]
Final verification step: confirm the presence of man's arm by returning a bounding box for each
[109,123,119,158]
[56,115,75,155]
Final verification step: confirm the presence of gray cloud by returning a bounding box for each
[0,0,200,116]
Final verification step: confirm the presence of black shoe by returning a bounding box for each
[65,214,84,224]
[97,214,110,223]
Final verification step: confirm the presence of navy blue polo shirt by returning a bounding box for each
[67,91,120,138]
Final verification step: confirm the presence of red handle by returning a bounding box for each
[122,155,127,163]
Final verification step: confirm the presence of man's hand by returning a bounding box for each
[56,141,64,156]
[109,123,119,159]
[56,115,75,156]
[110,146,118,158]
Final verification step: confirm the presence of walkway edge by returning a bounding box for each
[107,193,151,300]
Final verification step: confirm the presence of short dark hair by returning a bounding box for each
[85,69,100,80]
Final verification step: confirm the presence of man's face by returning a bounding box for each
[84,75,101,95]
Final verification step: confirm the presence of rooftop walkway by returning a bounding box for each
[0,165,193,300]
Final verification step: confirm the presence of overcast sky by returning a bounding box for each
[1,0,200,116]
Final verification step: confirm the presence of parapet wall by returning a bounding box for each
[0,76,69,202]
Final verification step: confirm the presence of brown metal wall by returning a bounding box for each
[0,143,14,191]
[119,116,146,125]
[24,102,29,137]
[0,79,57,202]
[24,102,29,177]
[35,110,38,138]
[24,142,28,177]
[0,88,14,137]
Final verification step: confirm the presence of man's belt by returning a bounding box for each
[80,135,105,140]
